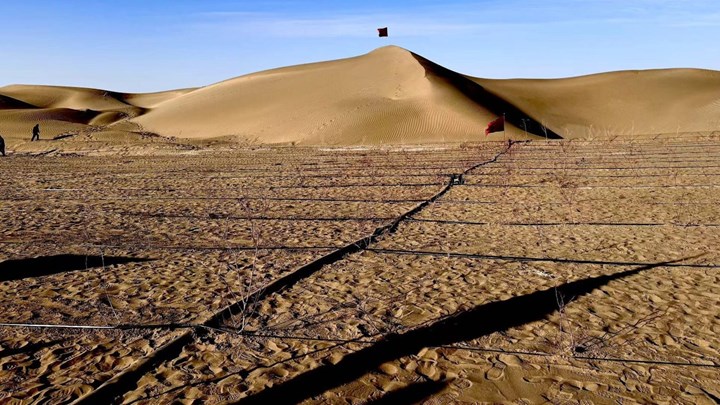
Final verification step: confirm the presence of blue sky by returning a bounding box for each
[1,0,719,92]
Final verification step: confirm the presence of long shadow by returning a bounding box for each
[410,52,563,139]
[235,261,670,405]
[368,248,713,268]
[0,255,153,282]
[0,339,65,359]
[367,380,449,405]
[125,339,354,404]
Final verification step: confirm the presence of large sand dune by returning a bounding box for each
[1,46,719,147]
[132,46,546,144]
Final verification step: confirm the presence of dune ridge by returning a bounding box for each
[473,68,720,138]
[1,46,719,147]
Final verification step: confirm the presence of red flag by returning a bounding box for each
[485,116,504,136]
[377,27,388,37]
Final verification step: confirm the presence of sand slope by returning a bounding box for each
[133,46,530,144]
[0,85,194,148]
[0,84,194,112]
[473,69,720,138]
[2,46,719,147]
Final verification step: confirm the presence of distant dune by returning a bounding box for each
[1,46,719,147]
[473,69,720,138]
[0,85,194,147]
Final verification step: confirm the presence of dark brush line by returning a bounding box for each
[0,241,338,252]
[26,172,456,180]
[23,165,480,176]
[0,197,427,203]
[463,184,720,189]
[498,158,720,164]
[572,354,720,368]
[409,218,720,227]
[480,165,720,170]
[500,155,720,161]
[443,345,720,368]
[507,148,720,153]
[511,147,720,152]
[209,333,720,369]
[435,200,720,206]
[367,248,718,268]
[464,183,720,188]
[117,213,395,222]
[2,163,489,172]
[2,325,715,370]
[471,173,720,178]
[33,183,444,191]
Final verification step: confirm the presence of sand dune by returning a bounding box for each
[473,68,720,138]
[1,46,719,147]
[0,84,193,112]
[0,85,194,147]
[0,94,35,109]
[132,46,538,144]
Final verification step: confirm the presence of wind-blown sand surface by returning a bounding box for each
[1,138,719,404]
[2,46,719,149]
[0,144,491,402]
[474,69,720,138]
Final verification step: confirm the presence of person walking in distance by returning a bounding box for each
[31,123,40,141]
[0,134,5,156]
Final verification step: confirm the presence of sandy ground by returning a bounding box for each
[0,143,500,403]
[2,138,717,403]
[115,138,718,404]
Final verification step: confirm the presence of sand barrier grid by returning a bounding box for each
[45,142,516,404]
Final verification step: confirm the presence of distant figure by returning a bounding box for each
[0,135,5,156]
[31,124,40,141]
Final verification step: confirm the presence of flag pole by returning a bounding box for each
[503,113,506,143]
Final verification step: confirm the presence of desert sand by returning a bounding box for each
[1,46,719,404]
[2,46,719,150]
[1,138,719,404]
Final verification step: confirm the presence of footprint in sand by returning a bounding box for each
[486,365,505,380]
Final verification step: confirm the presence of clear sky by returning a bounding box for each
[1,0,718,92]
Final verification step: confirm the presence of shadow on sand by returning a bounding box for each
[235,259,680,405]
[0,254,153,282]
[0,339,66,359]
[367,380,450,404]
